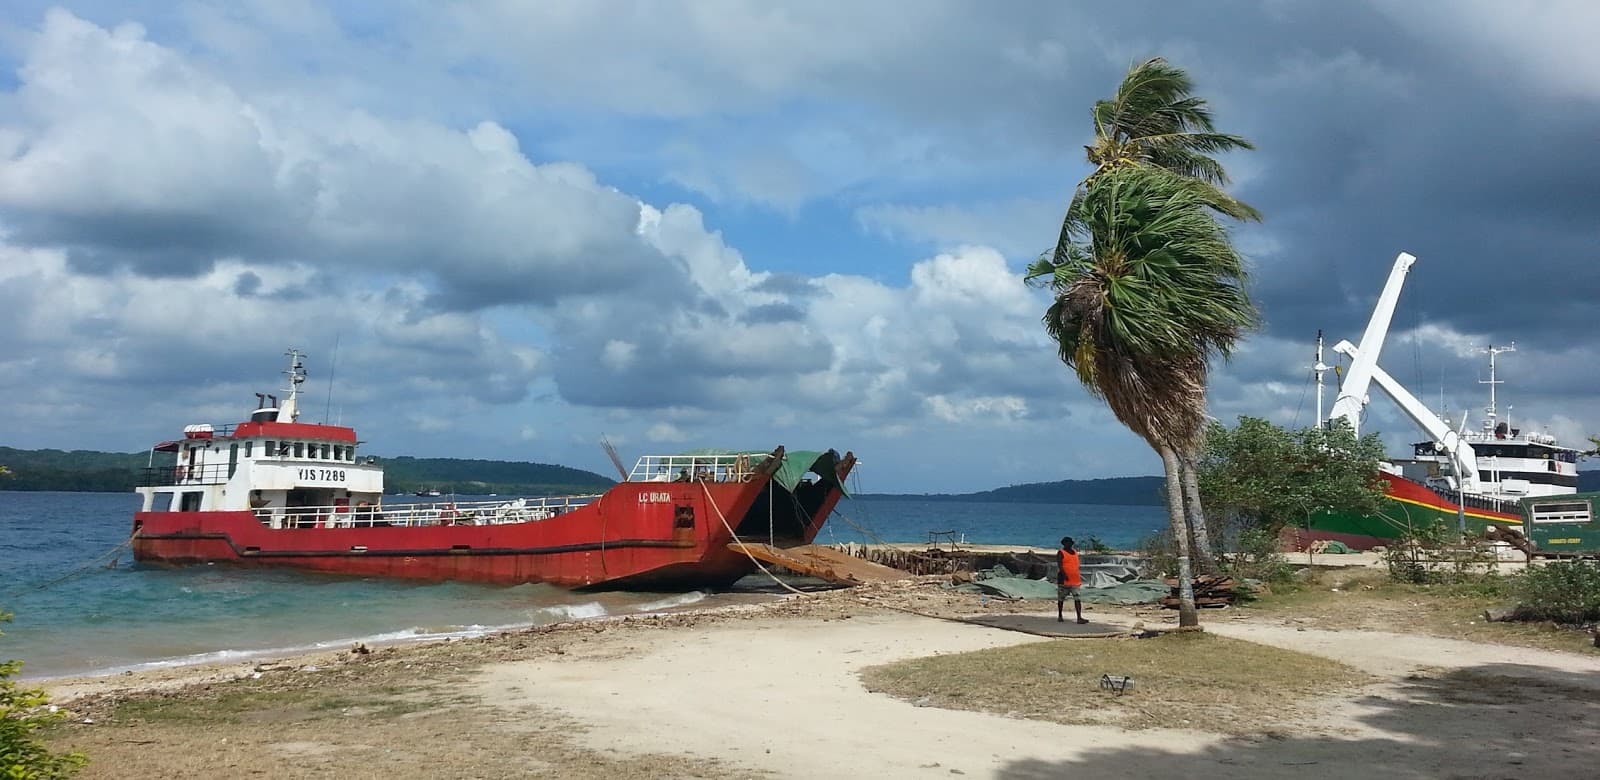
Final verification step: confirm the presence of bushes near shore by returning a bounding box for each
[1512,560,1600,625]
[2,613,85,779]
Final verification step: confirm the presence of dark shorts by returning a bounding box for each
[1057,584,1080,601]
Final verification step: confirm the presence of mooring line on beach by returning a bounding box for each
[0,531,138,606]
[699,480,811,597]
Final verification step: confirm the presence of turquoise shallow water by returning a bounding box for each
[0,490,1164,679]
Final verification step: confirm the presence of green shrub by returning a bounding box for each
[1084,535,1113,554]
[1513,561,1600,625]
[1136,528,1177,579]
[1224,527,1294,584]
[1382,525,1496,585]
[2,613,85,779]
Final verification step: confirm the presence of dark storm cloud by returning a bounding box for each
[740,302,805,324]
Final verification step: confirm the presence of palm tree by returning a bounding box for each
[1078,57,1259,222]
[1053,57,1261,577]
[1031,165,1255,626]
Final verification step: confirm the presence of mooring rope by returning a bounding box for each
[0,530,139,605]
[699,479,810,597]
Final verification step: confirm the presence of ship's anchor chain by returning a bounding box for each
[0,529,139,605]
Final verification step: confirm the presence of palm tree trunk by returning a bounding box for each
[1181,454,1220,575]
[1160,445,1199,627]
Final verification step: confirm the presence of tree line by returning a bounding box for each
[0,446,613,496]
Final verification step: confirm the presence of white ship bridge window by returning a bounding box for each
[1530,501,1592,524]
[293,442,305,458]
[265,440,276,456]
[244,441,253,457]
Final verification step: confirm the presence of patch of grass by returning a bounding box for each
[860,632,1373,734]
[1243,568,1598,655]
[108,679,446,725]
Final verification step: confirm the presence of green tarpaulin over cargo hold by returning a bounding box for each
[675,448,848,497]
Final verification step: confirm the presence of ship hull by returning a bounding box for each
[132,475,849,590]
[1286,472,1524,551]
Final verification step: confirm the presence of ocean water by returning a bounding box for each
[0,491,1165,679]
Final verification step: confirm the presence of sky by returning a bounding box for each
[1,1,1596,493]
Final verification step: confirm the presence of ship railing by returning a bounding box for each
[1422,483,1516,515]
[140,464,231,487]
[257,494,603,529]
[628,452,769,483]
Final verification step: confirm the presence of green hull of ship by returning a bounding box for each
[1298,496,1518,549]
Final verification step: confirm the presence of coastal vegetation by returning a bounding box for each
[2,613,85,779]
[1029,57,1260,626]
[0,446,613,496]
[1197,417,1386,536]
[1246,566,1600,655]
[1511,560,1600,626]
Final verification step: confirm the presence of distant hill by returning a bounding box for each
[866,469,1600,506]
[862,476,1165,506]
[0,446,614,496]
[377,456,613,495]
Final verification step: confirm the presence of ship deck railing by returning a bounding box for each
[140,464,234,487]
[628,452,770,483]
[254,495,603,529]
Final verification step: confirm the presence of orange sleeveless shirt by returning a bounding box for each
[1058,549,1081,587]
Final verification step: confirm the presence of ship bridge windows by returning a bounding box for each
[244,441,253,458]
[265,440,277,456]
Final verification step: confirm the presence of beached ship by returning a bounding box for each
[131,350,856,589]
[1293,253,1583,550]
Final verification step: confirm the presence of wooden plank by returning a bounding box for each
[730,542,914,586]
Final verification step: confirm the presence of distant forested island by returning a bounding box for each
[0,446,614,496]
[859,475,1167,506]
[6,445,1597,503]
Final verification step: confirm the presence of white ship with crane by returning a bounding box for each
[1297,252,1582,549]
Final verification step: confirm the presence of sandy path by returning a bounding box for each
[472,613,1215,779]
[473,608,1600,780]
[1205,621,1600,682]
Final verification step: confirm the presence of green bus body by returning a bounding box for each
[1521,493,1600,556]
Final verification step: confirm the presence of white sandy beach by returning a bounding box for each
[43,586,1600,779]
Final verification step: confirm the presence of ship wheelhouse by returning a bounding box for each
[134,350,384,526]
[1408,428,1581,498]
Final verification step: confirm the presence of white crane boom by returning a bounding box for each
[1333,339,1480,494]
[1327,252,1417,434]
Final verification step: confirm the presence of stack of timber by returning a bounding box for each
[1160,574,1239,609]
[831,543,1058,577]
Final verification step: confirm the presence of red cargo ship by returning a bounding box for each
[132,350,856,589]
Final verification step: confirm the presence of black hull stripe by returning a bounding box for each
[135,532,698,558]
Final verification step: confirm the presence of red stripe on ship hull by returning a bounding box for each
[1379,472,1522,523]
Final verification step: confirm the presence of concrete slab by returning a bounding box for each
[959,613,1128,638]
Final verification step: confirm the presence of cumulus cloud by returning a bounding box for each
[1,4,1596,493]
[0,9,667,307]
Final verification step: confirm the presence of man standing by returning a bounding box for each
[1057,536,1088,624]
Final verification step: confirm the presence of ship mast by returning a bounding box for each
[1479,343,1515,436]
[278,348,307,423]
[1314,329,1328,424]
